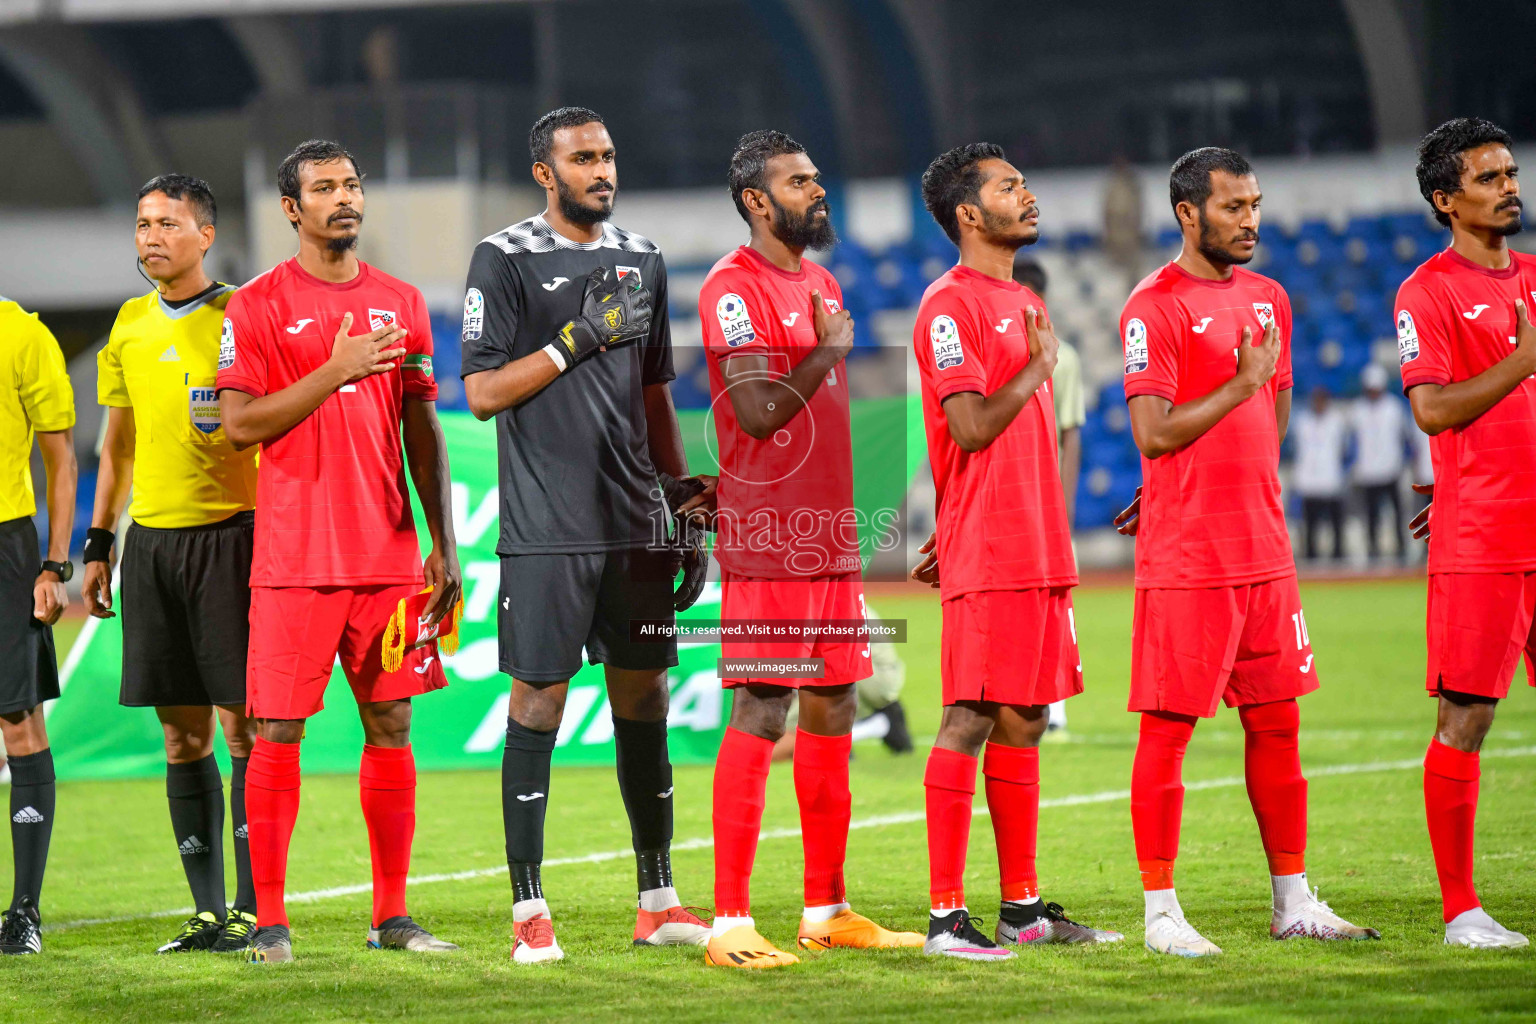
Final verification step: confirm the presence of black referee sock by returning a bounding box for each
[503,717,556,904]
[167,755,226,916]
[8,748,55,913]
[229,755,255,915]
[612,716,675,894]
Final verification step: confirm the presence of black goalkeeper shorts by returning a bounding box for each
[498,548,678,683]
[0,516,58,715]
[119,511,253,708]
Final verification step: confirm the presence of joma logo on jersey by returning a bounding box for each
[369,308,398,331]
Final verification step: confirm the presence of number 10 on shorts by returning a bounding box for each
[1291,610,1310,650]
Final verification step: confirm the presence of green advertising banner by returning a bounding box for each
[48,396,919,781]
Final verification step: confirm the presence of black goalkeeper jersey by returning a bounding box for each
[460,214,675,555]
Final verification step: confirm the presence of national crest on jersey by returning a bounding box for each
[369,308,398,331]
[1252,302,1275,328]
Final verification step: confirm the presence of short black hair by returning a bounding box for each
[530,106,606,166]
[1168,147,1253,215]
[277,139,361,203]
[1416,117,1515,227]
[136,173,216,227]
[1012,257,1047,296]
[921,142,1007,245]
[727,129,808,221]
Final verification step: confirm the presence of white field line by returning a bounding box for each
[47,745,1536,932]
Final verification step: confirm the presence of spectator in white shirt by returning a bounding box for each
[1292,385,1349,561]
[1349,363,1414,563]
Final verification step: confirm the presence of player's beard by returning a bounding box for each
[979,204,1038,251]
[554,170,614,227]
[1196,208,1256,266]
[326,233,360,255]
[768,194,837,251]
[1495,197,1524,237]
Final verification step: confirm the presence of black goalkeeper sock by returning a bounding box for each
[167,755,225,916]
[8,748,55,913]
[503,717,556,904]
[612,716,674,894]
[229,755,255,914]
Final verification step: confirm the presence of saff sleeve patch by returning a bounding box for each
[716,292,756,347]
[462,288,484,342]
[930,315,964,370]
[1396,309,1419,365]
[218,317,236,370]
[1123,317,1148,374]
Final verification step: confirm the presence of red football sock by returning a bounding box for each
[713,727,772,918]
[1131,711,1196,890]
[360,744,416,926]
[794,729,851,908]
[983,742,1040,902]
[246,737,302,927]
[1239,699,1307,877]
[925,746,977,911]
[1424,739,1481,922]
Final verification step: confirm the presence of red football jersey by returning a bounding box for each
[1396,247,1536,573]
[913,265,1076,601]
[1121,262,1294,589]
[698,246,860,579]
[216,258,437,587]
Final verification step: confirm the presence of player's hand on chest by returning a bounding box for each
[1180,299,1275,378]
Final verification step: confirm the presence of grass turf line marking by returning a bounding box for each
[49,745,1536,932]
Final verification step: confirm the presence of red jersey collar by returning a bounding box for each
[738,244,811,282]
[1167,260,1241,289]
[948,263,1025,292]
[285,256,372,291]
[1444,245,1521,279]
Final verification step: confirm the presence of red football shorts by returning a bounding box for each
[941,587,1083,707]
[1130,575,1318,718]
[719,571,873,688]
[247,584,449,719]
[1426,571,1536,699]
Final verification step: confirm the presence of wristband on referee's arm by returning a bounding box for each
[83,528,116,564]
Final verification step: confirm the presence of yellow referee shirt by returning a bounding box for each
[0,299,75,522]
[98,286,257,529]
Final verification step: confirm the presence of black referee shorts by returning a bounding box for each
[0,515,59,715]
[119,510,253,708]
[498,547,678,683]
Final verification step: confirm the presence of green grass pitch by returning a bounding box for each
[3,579,1533,1022]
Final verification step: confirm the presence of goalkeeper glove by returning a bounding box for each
[542,266,653,372]
[659,472,709,612]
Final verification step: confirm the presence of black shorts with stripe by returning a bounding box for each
[119,510,253,708]
[0,515,59,715]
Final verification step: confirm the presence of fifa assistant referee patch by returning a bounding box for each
[930,315,964,370]
[1396,309,1419,364]
[462,288,484,341]
[381,587,463,674]
[218,318,236,370]
[1124,317,1148,373]
[717,292,755,347]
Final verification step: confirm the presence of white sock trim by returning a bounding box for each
[639,886,680,913]
[801,902,850,923]
[1271,872,1309,909]
[931,906,967,919]
[1144,888,1180,924]
[513,897,550,923]
[711,914,753,937]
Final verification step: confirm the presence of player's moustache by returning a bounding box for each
[1020,204,1039,223]
[1498,197,1523,212]
[328,208,362,225]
